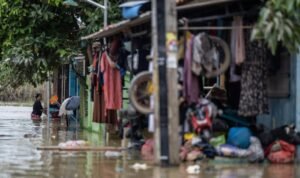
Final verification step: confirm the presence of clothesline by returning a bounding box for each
[179,25,253,30]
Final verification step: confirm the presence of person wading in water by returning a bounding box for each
[31,93,43,121]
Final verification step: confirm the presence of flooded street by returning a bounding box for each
[0,106,299,178]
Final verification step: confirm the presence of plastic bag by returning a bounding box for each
[227,127,252,149]
[267,140,295,163]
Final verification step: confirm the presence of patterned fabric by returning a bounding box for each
[238,31,268,117]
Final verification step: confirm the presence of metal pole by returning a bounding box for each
[47,76,50,123]
[104,0,109,144]
[84,0,106,9]
[104,0,108,27]
[103,0,108,45]
[47,73,51,144]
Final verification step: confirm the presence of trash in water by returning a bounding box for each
[186,165,201,174]
[104,151,121,158]
[58,140,89,148]
[130,163,148,171]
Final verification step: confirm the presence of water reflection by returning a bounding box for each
[0,106,298,178]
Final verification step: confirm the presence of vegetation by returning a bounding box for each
[253,0,300,54]
[2,0,299,89]
[0,84,44,103]
[0,0,120,88]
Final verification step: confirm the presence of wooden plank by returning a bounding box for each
[81,12,151,40]
[37,146,125,151]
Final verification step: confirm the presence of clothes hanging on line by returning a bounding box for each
[127,48,150,75]
[192,32,219,76]
[238,30,268,117]
[183,31,200,104]
[93,89,105,123]
[90,53,99,102]
[92,51,105,123]
[229,16,244,82]
[232,16,246,65]
[101,52,122,110]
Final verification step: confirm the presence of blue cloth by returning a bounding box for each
[227,127,252,149]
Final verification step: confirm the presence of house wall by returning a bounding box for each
[257,54,297,128]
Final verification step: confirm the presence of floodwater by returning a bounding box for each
[0,106,299,178]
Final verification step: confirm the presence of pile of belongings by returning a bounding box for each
[180,124,300,163]
[58,140,89,148]
[215,127,264,163]
[180,127,265,163]
[180,137,218,161]
[258,124,299,163]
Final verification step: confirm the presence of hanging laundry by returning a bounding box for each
[232,16,245,65]
[90,53,99,101]
[229,17,243,82]
[238,31,268,117]
[127,48,149,75]
[183,32,200,104]
[192,32,219,76]
[101,51,122,110]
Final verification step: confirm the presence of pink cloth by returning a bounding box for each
[101,52,122,110]
[232,16,245,65]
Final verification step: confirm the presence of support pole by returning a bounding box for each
[104,0,108,28]
[152,0,179,166]
[47,75,50,123]
[295,53,300,161]
[103,0,109,144]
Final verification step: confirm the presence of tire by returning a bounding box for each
[204,36,231,78]
[129,71,153,114]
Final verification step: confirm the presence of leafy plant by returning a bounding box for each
[252,0,300,54]
[0,0,121,87]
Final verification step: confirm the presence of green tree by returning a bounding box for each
[0,0,120,87]
[253,0,300,54]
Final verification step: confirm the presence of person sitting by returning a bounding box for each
[31,93,43,120]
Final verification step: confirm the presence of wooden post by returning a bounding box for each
[152,0,179,166]
[165,0,180,165]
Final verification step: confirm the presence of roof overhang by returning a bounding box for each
[81,12,151,40]
[81,0,244,40]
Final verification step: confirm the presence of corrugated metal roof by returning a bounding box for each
[81,12,151,40]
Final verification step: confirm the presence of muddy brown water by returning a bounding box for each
[0,106,299,178]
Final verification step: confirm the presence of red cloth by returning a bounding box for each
[266,140,295,163]
[101,52,122,110]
